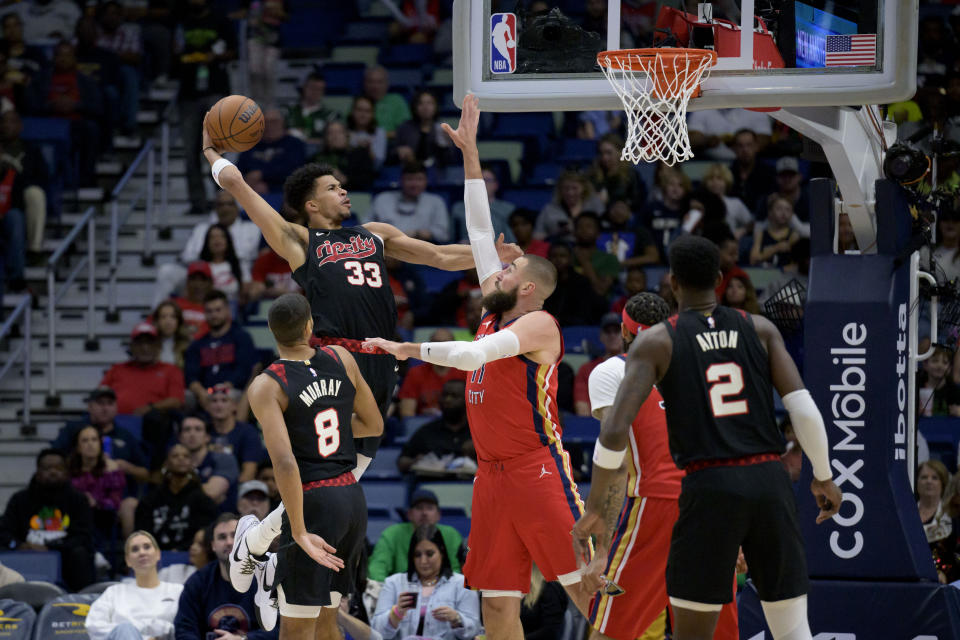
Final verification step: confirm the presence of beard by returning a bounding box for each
[481,285,519,315]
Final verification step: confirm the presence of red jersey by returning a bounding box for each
[100,360,185,414]
[465,311,565,461]
[398,363,467,414]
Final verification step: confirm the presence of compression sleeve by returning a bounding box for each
[465,179,502,284]
[781,389,832,481]
[419,330,521,371]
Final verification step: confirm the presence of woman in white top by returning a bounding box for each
[151,301,190,368]
[348,95,388,169]
[199,223,250,302]
[85,531,183,640]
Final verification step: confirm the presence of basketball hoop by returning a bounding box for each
[597,48,718,166]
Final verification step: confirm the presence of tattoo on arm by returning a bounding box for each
[600,473,626,545]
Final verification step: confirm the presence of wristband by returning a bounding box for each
[592,440,627,469]
[211,157,234,188]
[202,146,217,155]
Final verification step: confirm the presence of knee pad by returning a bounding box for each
[760,595,812,640]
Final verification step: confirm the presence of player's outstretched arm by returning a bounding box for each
[365,221,520,272]
[331,345,384,439]
[753,314,841,523]
[248,374,345,571]
[202,114,309,271]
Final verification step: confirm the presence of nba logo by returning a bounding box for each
[490,13,517,74]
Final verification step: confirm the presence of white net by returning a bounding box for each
[598,49,717,166]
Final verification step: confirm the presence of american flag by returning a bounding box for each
[825,34,877,67]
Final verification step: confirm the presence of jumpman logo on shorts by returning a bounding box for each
[539,465,552,479]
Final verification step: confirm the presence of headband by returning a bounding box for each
[621,308,650,336]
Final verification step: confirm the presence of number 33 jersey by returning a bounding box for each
[657,306,784,468]
[293,226,397,340]
[263,347,357,482]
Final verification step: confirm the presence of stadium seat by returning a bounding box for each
[159,551,189,568]
[0,552,60,585]
[366,447,403,480]
[339,19,391,44]
[414,266,463,295]
[324,95,355,119]
[388,68,424,91]
[0,598,34,640]
[477,141,524,183]
[643,266,669,289]
[32,593,98,639]
[366,517,397,544]
[529,162,563,186]
[330,45,380,66]
[417,482,473,516]
[492,112,556,157]
[562,415,600,443]
[348,192,373,222]
[0,583,64,613]
[501,187,553,212]
[557,138,597,164]
[362,482,408,512]
[373,165,403,190]
[380,43,433,67]
[321,64,366,95]
[400,415,435,442]
[562,326,603,356]
[429,68,455,87]
[78,581,118,595]
[445,515,471,538]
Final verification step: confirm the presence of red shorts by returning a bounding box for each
[589,496,739,640]
[463,444,584,591]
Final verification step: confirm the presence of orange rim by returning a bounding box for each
[597,48,718,99]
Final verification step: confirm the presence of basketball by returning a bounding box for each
[206,95,264,153]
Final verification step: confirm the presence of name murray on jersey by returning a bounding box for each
[299,378,343,406]
[696,329,740,352]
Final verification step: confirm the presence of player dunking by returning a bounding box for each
[583,292,737,640]
[247,293,383,639]
[575,236,842,640]
[365,95,593,640]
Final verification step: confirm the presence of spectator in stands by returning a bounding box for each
[587,134,646,211]
[573,313,624,416]
[602,200,660,266]
[178,414,239,507]
[238,108,307,194]
[572,212,620,297]
[398,329,468,417]
[0,13,47,86]
[0,448,95,591]
[245,0,286,108]
[369,489,464,582]
[393,89,456,168]
[519,565,567,639]
[74,15,128,146]
[429,269,480,327]
[95,2,142,137]
[347,95,387,169]
[235,480,270,520]
[153,191,261,308]
[452,165,516,244]
[757,157,811,230]
[730,128,776,214]
[535,170,604,241]
[762,238,810,306]
[363,65,412,135]
[577,110,622,140]
[703,163,754,240]
[286,71,339,146]
[184,290,259,412]
[917,460,958,584]
[134,444,217,549]
[385,254,427,330]
[152,301,190,368]
[721,274,760,314]
[684,188,731,240]
[68,426,126,541]
[1,109,50,267]
[206,383,265,482]
[245,247,299,304]
[85,531,183,640]
[312,119,375,190]
[196,223,250,302]
[715,234,748,301]
[101,321,185,416]
[749,195,800,267]
[372,524,481,639]
[643,167,689,250]
[543,242,606,326]
[688,108,772,160]
[0,181,24,293]
[11,0,80,40]
[917,346,960,418]
[0,47,28,113]
[610,265,647,314]
[174,0,236,214]
[917,16,951,79]
[508,208,549,258]
[371,161,450,242]
[837,212,860,255]
[155,526,212,584]
[256,461,280,509]
[175,513,278,639]
[398,379,474,474]
[27,41,102,186]
[388,0,441,43]
[173,262,213,336]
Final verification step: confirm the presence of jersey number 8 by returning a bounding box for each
[705,363,749,417]
[314,408,341,457]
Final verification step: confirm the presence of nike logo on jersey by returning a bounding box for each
[539,465,552,479]
[298,379,343,407]
[316,235,377,266]
[695,330,739,352]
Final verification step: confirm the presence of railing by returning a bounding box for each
[106,139,156,322]
[45,205,97,407]
[0,297,32,431]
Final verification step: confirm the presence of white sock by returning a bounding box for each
[247,504,285,556]
[353,453,372,481]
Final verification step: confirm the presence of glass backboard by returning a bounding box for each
[453,0,918,111]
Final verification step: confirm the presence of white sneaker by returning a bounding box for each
[254,553,279,632]
[229,514,264,593]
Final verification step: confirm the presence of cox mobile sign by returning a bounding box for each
[490,13,517,74]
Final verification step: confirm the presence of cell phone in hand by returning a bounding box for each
[399,591,418,608]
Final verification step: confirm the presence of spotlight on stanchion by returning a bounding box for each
[883,143,929,185]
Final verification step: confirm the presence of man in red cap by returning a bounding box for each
[172,261,213,336]
[100,321,185,416]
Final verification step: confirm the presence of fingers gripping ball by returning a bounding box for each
[206,95,264,152]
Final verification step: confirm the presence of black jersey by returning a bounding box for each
[657,306,784,468]
[292,226,397,340]
[263,347,357,482]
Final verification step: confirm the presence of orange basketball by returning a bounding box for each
[206,95,264,153]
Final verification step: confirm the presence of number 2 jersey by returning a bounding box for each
[292,226,397,340]
[263,347,357,482]
[657,306,784,468]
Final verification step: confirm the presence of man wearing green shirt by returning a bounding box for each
[363,65,412,135]
[368,489,464,582]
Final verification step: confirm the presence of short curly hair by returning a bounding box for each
[282,163,336,217]
[668,235,720,291]
[624,292,671,327]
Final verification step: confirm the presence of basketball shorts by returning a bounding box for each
[666,461,809,605]
[274,482,367,607]
[352,351,397,458]
[464,444,584,592]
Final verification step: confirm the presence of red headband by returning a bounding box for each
[621,308,650,336]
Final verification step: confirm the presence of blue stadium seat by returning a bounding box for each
[0,598,34,639]
[0,553,60,584]
[562,326,602,356]
[528,162,563,186]
[501,187,553,212]
[340,19,390,44]
[366,447,403,480]
[561,415,600,444]
[445,515,471,538]
[380,43,433,66]
[159,551,189,568]
[919,417,960,451]
[414,266,463,295]
[322,64,366,95]
[388,68,424,91]
[492,112,556,156]
[33,592,97,639]
[0,582,64,614]
[112,414,142,442]
[366,517,397,544]
[22,117,74,192]
[362,481,408,512]
[400,415,436,442]
[557,138,597,164]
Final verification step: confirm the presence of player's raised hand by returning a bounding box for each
[201,111,220,157]
[362,337,409,360]
[294,532,345,571]
[440,93,480,151]
[811,478,842,524]
[495,233,522,263]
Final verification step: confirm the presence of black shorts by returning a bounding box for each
[665,461,809,605]
[352,351,397,458]
[274,482,367,607]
